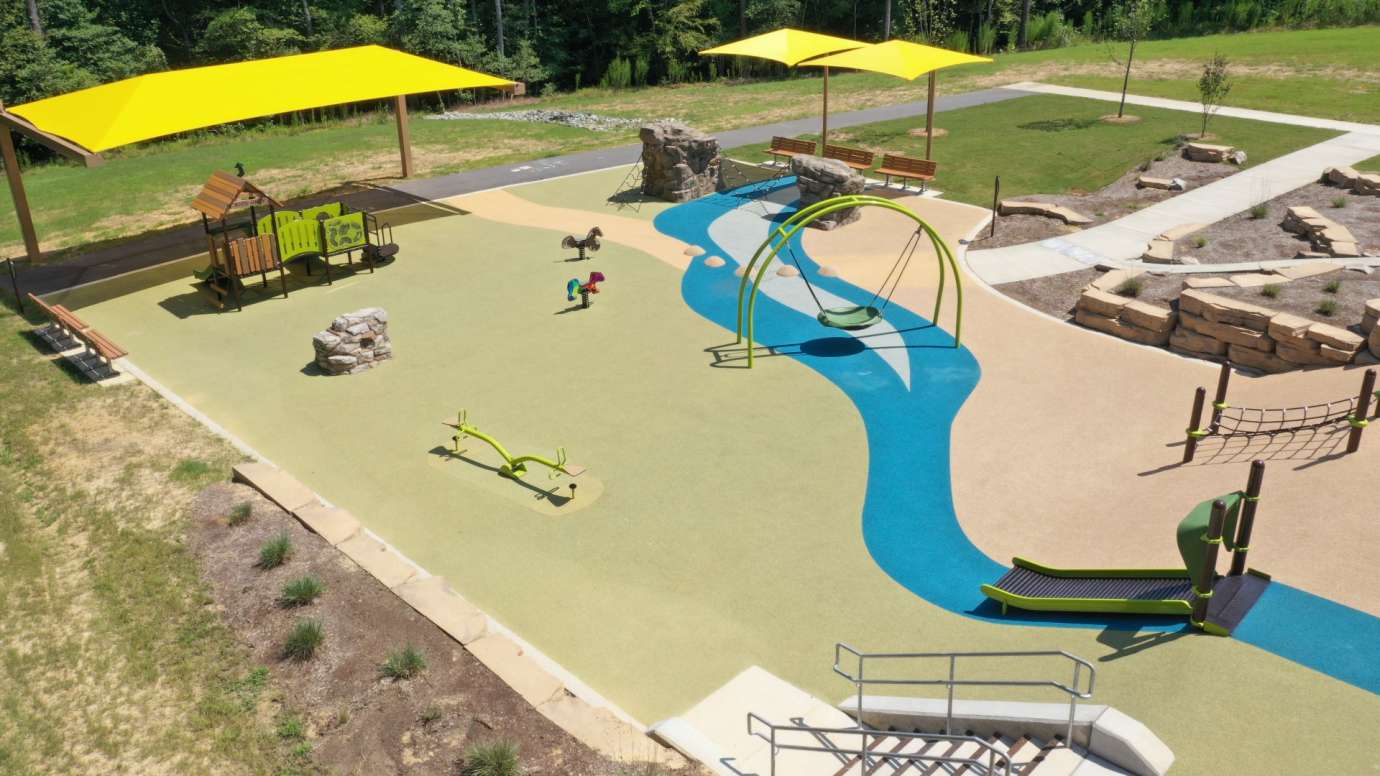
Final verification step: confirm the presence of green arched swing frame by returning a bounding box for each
[733,194,964,368]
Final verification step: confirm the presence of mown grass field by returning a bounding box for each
[0,305,307,774]
[1,25,1375,257]
[724,94,1337,205]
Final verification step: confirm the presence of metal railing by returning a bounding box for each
[833,644,1096,746]
[746,713,1012,776]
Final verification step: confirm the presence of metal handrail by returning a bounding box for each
[833,644,1096,745]
[745,713,1012,776]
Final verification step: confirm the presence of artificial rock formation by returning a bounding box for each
[1184,142,1247,165]
[639,122,721,203]
[313,307,392,375]
[791,155,866,229]
[998,200,1094,226]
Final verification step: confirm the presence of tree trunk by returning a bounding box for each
[1118,37,1136,117]
[494,0,505,58]
[25,0,43,36]
[301,0,313,36]
[884,0,893,38]
[740,0,746,36]
[1019,0,1031,48]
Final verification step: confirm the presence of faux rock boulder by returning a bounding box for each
[792,155,866,230]
[313,307,392,375]
[639,122,721,203]
[1184,142,1247,165]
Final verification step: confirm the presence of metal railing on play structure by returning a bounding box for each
[746,713,1013,776]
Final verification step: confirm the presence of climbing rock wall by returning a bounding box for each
[639,122,721,203]
[313,307,392,375]
[791,155,865,230]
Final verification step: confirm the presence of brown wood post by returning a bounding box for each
[1190,499,1227,629]
[1346,368,1376,454]
[1210,361,1232,431]
[1184,386,1207,463]
[925,71,937,161]
[394,95,413,178]
[1229,460,1266,577]
[1,125,42,263]
[821,67,830,149]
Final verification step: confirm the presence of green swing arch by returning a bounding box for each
[732,194,964,368]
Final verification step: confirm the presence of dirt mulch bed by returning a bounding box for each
[188,482,674,776]
[1171,182,1380,264]
[969,151,1239,252]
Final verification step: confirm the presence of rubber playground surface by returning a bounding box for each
[57,165,1380,773]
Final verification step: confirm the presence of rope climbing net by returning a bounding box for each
[1211,395,1360,436]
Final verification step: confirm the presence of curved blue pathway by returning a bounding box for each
[654,180,1380,696]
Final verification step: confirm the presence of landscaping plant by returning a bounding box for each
[462,740,525,776]
[227,502,253,526]
[1260,283,1282,298]
[379,645,427,680]
[283,618,325,660]
[258,532,293,569]
[1197,54,1233,137]
[1316,299,1339,316]
[1109,0,1162,119]
[1114,277,1144,297]
[278,575,323,607]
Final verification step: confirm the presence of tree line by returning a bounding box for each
[2,0,1376,108]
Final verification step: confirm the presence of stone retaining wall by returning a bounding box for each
[1074,285,1377,372]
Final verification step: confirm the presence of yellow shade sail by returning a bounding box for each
[7,45,515,152]
[700,28,867,66]
[801,39,992,80]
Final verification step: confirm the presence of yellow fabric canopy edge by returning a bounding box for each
[800,40,993,80]
[8,45,515,152]
[700,28,866,66]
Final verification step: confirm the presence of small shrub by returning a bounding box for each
[1323,279,1342,294]
[462,740,524,776]
[277,714,306,741]
[380,645,427,680]
[258,532,292,569]
[278,575,323,607]
[1114,277,1144,298]
[1192,236,1208,249]
[227,502,252,526]
[283,618,324,661]
[1331,195,1348,208]
[1260,283,1282,299]
[419,705,443,725]
[1315,299,1339,317]
[1249,203,1268,220]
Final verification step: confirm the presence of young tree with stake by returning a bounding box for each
[1197,54,1233,138]
[1109,0,1160,120]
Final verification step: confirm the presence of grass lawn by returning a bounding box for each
[1358,154,1380,172]
[0,307,307,772]
[1,25,1374,257]
[723,94,1338,205]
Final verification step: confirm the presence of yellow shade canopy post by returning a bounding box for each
[0,45,514,263]
[803,40,992,160]
[700,28,866,147]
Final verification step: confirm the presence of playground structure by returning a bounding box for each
[561,227,603,260]
[566,271,606,309]
[982,461,1270,636]
[1183,362,1378,463]
[256,201,398,283]
[732,194,963,367]
[444,410,586,481]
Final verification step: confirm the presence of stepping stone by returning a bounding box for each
[1230,273,1279,288]
[1142,239,1176,264]
[1089,268,1144,292]
[1184,276,1236,289]
[703,255,725,268]
[776,265,800,277]
[1138,176,1186,191]
[818,265,839,277]
[1274,261,1341,280]
[684,245,705,257]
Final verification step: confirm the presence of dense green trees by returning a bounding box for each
[1,0,1377,110]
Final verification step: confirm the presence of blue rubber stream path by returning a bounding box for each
[654,179,1380,696]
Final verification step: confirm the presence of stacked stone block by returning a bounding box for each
[312,307,392,375]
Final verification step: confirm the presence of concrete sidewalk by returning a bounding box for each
[967,84,1380,284]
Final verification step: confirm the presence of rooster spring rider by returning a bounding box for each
[566,272,606,309]
[561,227,603,260]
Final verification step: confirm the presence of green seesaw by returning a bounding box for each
[443,410,586,481]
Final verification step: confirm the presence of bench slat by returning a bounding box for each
[81,329,128,361]
[766,136,816,157]
[823,144,875,171]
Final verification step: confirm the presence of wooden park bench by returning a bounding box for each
[764,136,817,166]
[28,292,90,350]
[876,154,939,192]
[823,144,875,172]
[26,292,128,381]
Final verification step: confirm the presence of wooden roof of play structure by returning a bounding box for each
[192,171,282,221]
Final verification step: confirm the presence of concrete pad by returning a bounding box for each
[336,533,418,588]
[1158,223,1208,241]
[292,503,360,545]
[1274,261,1342,280]
[467,634,564,708]
[1183,276,1235,289]
[1141,239,1175,264]
[231,462,317,512]
[393,576,488,645]
[538,693,672,763]
[1229,273,1280,288]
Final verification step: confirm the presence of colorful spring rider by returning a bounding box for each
[444,410,586,481]
[561,227,603,260]
[566,271,606,309]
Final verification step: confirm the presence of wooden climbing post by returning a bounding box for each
[1229,460,1266,577]
[1346,368,1376,454]
[1184,386,1207,463]
[1209,361,1232,432]
[1191,499,1228,629]
[394,95,413,178]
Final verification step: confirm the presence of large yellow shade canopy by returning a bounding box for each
[7,45,515,152]
[699,28,866,66]
[801,39,992,80]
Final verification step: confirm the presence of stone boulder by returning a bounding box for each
[1322,166,1380,197]
[1372,325,1380,359]
[313,307,391,376]
[639,122,721,203]
[1184,142,1246,164]
[1363,298,1380,335]
[791,155,866,230]
[1179,289,1274,331]
[1136,176,1187,191]
[998,200,1094,226]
